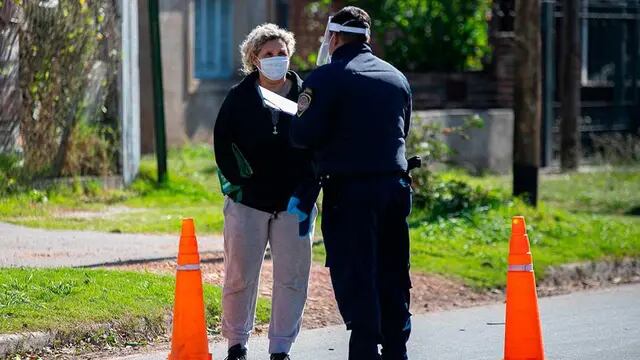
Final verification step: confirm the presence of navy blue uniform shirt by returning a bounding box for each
[290,42,412,176]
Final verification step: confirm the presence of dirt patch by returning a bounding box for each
[110,254,640,330]
[111,253,502,330]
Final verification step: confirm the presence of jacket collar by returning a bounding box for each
[331,42,372,62]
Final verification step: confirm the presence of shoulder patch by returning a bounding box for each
[297,88,313,117]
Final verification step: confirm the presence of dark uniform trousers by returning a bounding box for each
[290,41,413,359]
[322,174,412,360]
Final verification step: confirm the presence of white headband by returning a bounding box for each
[327,23,370,37]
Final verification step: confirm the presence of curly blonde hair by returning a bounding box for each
[239,23,296,75]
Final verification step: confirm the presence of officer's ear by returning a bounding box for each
[329,32,340,53]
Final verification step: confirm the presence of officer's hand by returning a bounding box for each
[407,156,422,171]
[287,196,308,223]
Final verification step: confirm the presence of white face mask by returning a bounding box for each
[258,56,289,81]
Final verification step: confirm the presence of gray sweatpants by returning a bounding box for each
[221,197,315,354]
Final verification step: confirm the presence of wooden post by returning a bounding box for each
[148,0,167,184]
[541,1,555,167]
[560,0,582,171]
[513,0,542,206]
[634,0,640,132]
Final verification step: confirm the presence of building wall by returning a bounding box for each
[159,0,190,146]
[138,0,278,150]
[415,109,514,174]
[288,0,344,67]
[185,0,270,146]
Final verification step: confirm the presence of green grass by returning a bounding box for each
[0,144,226,234]
[313,167,640,289]
[409,201,640,288]
[0,268,270,334]
[312,199,640,289]
[452,168,640,215]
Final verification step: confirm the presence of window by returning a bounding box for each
[580,1,639,85]
[194,0,233,79]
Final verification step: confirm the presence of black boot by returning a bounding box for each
[225,344,247,360]
[270,353,291,360]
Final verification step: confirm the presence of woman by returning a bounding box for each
[213,24,315,360]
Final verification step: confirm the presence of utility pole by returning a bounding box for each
[513,0,542,206]
[560,0,581,171]
[148,0,167,183]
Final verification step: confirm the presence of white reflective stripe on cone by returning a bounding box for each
[176,264,201,271]
[508,264,534,272]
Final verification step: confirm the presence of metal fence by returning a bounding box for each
[493,0,639,163]
[542,0,640,162]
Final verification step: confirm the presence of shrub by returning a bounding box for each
[589,132,640,165]
[411,172,506,222]
[405,114,503,220]
[310,0,492,72]
[0,153,24,195]
[61,121,118,177]
[16,0,119,178]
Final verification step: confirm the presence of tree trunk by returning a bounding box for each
[513,0,542,206]
[51,97,81,178]
[560,0,581,171]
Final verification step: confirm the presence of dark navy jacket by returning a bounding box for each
[290,42,412,176]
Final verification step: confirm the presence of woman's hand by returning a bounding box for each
[287,196,308,223]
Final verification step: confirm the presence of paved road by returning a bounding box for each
[0,222,223,267]
[110,284,640,360]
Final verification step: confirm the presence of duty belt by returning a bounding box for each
[319,170,405,183]
[319,156,422,183]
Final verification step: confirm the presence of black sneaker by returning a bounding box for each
[270,353,290,360]
[225,344,247,360]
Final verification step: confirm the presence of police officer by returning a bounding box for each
[290,6,413,360]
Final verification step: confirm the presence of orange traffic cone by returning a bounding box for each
[168,218,212,360]
[503,216,545,360]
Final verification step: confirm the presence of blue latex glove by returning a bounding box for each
[287,196,308,223]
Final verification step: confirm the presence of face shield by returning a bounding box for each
[316,17,371,67]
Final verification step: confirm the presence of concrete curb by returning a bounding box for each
[539,257,640,291]
[0,332,53,358]
[0,317,170,359]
